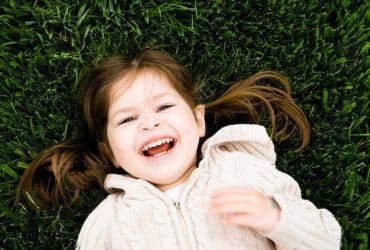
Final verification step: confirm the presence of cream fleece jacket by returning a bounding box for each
[77,124,341,249]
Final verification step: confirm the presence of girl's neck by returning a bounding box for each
[163,182,187,201]
[157,164,196,191]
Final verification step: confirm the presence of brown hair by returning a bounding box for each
[17,49,310,210]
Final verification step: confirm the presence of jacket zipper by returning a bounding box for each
[173,201,192,250]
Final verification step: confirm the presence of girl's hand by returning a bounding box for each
[209,187,281,233]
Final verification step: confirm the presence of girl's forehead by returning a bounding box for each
[108,69,180,104]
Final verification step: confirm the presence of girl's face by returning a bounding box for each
[106,69,205,191]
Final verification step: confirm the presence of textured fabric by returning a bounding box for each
[76,124,341,250]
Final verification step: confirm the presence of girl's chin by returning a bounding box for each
[149,169,193,191]
[155,179,185,191]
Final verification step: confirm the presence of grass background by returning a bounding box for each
[0,0,369,249]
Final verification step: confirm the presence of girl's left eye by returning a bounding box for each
[157,104,174,112]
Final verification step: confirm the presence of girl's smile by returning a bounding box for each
[140,136,176,157]
[106,69,205,191]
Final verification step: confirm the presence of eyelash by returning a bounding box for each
[118,104,174,125]
[157,104,174,112]
[119,116,137,125]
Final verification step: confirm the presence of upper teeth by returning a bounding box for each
[142,138,173,151]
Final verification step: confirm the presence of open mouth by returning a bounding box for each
[141,137,176,157]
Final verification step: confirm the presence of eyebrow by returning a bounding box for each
[110,92,174,117]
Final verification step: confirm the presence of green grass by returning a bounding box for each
[1,0,369,249]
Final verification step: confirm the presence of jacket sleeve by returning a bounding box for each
[261,168,342,250]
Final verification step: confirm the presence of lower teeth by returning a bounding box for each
[153,151,168,158]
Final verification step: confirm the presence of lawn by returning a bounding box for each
[0,0,369,249]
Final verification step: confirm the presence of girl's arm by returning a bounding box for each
[205,125,341,249]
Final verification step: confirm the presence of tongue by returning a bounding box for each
[146,143,171,156]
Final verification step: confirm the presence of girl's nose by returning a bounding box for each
[140,116,160,131]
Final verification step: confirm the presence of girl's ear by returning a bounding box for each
[98,141,120,168]
[194,104,206,137]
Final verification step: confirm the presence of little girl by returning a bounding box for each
[18,50,341,249]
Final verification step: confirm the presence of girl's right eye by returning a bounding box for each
[118,116,136,125]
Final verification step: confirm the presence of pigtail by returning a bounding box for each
[17,139,111,210]
[205,71,310,151]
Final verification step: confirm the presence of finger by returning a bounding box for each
[210,192,252,205]
[210,192,265,212]
[221,213,259,227]
[210,195,276,217]
[209,201,252,216]
[211,186,259,198]
[221,212,278,233]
